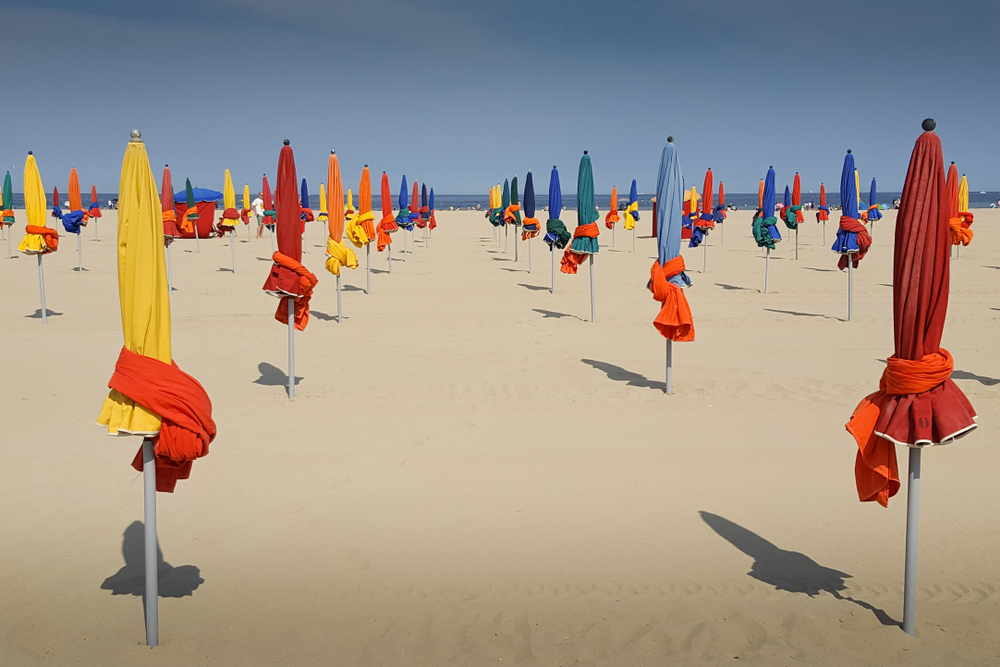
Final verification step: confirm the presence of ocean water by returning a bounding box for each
[12,192,1000,211]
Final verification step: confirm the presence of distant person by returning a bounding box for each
[252,193,265,238]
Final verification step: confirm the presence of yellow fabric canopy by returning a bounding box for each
[97,134,171,436]
[223,169,235,210]
[318,183,328,219]
[18,154,49,254]
[623,201,638,230]
[958,175,969,212]
[325,238,359,276]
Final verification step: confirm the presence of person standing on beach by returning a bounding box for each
[252,192,264,238]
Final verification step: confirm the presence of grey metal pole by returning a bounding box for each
[287,297,295,399]
[528,235,532,274]
[795,228,799,260]
[77,233,83,273]
[8,227,11,259]
[302,225,307,254]
[612,225,615,248]
[142,438,159,647]
[166,241,173,292]
[403,231,407,262]
[632,227,635,253]
[94,218,98,240]
[589,254,595,323]
[764,248,770,294]
[229,230,236,273]
[823,220,826,245]
[37,254,47,324]
[721,222,724,246]
[665,339,672,395]
[703,239,707,274]
[504,225,508,254]
[848,257,854,322]
[366,244,371,294]
[514,230,518,262]
[551,247,555,294]
[269,225,275,253]
[194,218,200,252]
[336,275,342,323]
[388,244,392,273]
[903,446,922,636]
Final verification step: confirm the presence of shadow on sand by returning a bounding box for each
[101,521,203,598]
[699,511,898,627]
[26,308,63,319]
[254,361,303,386]
[581,359,664,391]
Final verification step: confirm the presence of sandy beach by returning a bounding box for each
[1,208,998,666]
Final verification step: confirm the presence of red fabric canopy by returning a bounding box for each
[792,173,804,222]
[702,169,713,214]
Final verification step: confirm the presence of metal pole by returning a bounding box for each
[612,225,615,248]
[903,447,922,636]
[703,239,707,274]
[848,257,854,322]
[229,230,236,273]
[37,254,47,324]
[388,244,392,273]
[287,297,295,399]
[589,254,595,323]
[504,225,508,254]
[142,438,159,647]
[795,228,799,260]
[194,218,200,252]
[632,227,635,253]
[665,339,672,395]
[721,222,724,246]
[94,219,98,240]
[302,225,307,254]
[823,221,826,245]
[366,244,371,294]
[166,240,173,292]
[8,227,12,259]
[403,231,407,262]
[551,247,555,294]
[528,235,532,274]
[764,248,770,294]
[336,275,342,323]
[77,233,83,272]
[514,230,518,262]
[269,225,275,253]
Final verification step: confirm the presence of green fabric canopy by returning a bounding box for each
[569,153,599,255]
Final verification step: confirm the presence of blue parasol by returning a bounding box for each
[523,172,535,218]
[543,166,568,293]
[655,138,689,287]
[300,178,309,209]
[428,187,435,212]
[832,150,870,320]
[396,175,413,230]
[629,179,638,223]
[868,178,882,221]
[783,185,791,207]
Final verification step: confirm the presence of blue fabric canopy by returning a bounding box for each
[300,178,309,208]
[868,177,882,220]
[764,168,776,215]
[629,178,638,219]
[655,139,689,287]
[398,175,408,209]
[548,168,562,218]
[523,171,535,218]
[173,187,223,203]
[840,152,858,218]
[783,185,791,207]
[429,188,435,211]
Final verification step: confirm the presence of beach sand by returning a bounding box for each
[1,209,998,666]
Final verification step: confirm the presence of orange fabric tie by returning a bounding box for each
[180,207,199,233]
[376,216,394,251]
[503,204,521,224]
[649,257,695,341]
[949,214,973,246]
[271,251,319,331]
[559,223,599,274]
[26,225,59,252]
[604,210,620,229]
[846,350,955,507]
[521,217,540,240]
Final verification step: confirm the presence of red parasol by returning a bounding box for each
[89,184,102,218]
[846,122,977,507]
[702,169,713,215]
[160,166,180,239]
[376,171,397,252]
[792,173,804,222]
[946,162,973,247]
[412,179,422,229]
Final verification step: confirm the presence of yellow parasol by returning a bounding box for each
[958,175,969,213]
[223,169,235,210]
[243,184,251,212]
[855,169,862,213]
[18,154,54,255]
[318,183,328,221]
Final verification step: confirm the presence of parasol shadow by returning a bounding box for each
[951,370,1000,386]
[255,361,303,386]
[101,521,203,599]
[26,308,63,319]
[581,359,663,390]
[518,283,550,292]
[534,309,586,322]
[699,512,898,627]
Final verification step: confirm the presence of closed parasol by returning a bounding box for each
[832,150,871,321]
[261,174,276,251]
[651,136,694,394]
[751,167,780,293]
[522,172,539,273]
[560,152,600,322]
[18,152,58,322]
[376,172,398,270]
[624,178,639,252]
[845,119,976,635]
[89,184,102,238]
[64,170,88,271]
[97,130,216,645]
[543,166,568,293]
[947,163,973,254]
[324,151,358,322]
[780,173,804,259]
[817,183,830,243]
[220,169,239,271]
[410,178,419,254]
[396,175,414,261]
[182,178,201,252]
[2,172,15,259]
[604,186,620,235]
[262,141,319,399]
[506,176,523,261]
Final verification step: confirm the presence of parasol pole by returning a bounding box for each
[269,224,275,253]
[665,339,672,395]
[703,238,707,273]
[721,221,724,246]
[7,226,11,260]
[515,230,518,262]
[77,232,83,272]
[589,254,596,323]
[504,224,508,254]
[141,438,159,647]
[229,229,236,273]
[902,446,922,636]
[303,224,307,254]
[632,226,635,253]
[37,254,47,323]
[612,225,615,248]
[166,240,173,292]
[823,220,826,245]
[287,297,295,399]
[94,218,99,240]
[528,234,532,273]
[795,228,799,260]
[194,218,200,252]
[848,256,854,321]
[336,275,342,323]
[764,248,770,294]
[388,243,392,273]
[366,244,371,294]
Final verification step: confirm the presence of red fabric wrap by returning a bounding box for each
[949,213,974,246]
[428,211,437,231]
[161,210,181,239]
[263,251,318,331]
[649,257,695,341]
[836,216,872,270]
[26,225,59,252]
[109,347,216,493]
[559,223,599,274]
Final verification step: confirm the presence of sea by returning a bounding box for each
[13,192,1000,211]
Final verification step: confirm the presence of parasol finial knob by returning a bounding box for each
[365,164,368,168]
[847,150,851,154]
[583,150,588,155]
[130,129,142,142]
[28,151,33,155]
[283,139,290,146]
[922,118,936,132]
[667,136,674,142]
[951,161,955,165]
[769,165,773,169]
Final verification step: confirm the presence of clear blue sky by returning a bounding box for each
[1,0,997,194]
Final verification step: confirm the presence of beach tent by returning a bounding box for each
[844,119,976,635]
[650,136,694,394]
[172,186,221,239]
[262,141,318,398]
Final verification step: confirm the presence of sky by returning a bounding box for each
[1,0,998,195]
